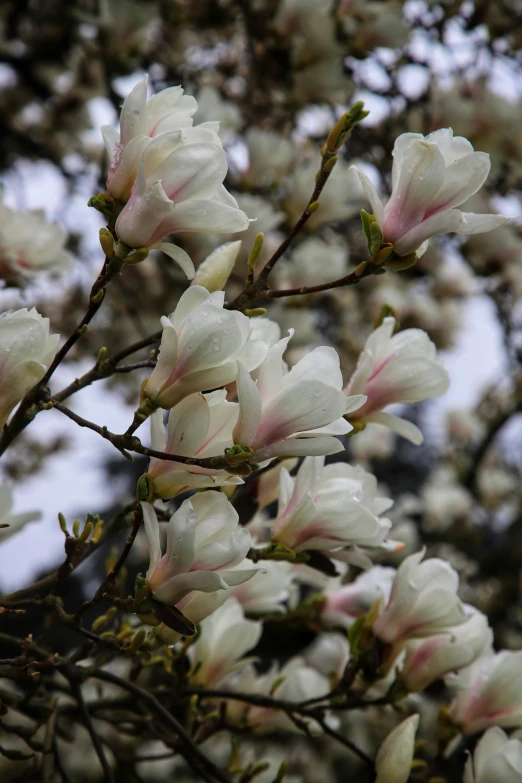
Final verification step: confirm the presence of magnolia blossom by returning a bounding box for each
[0,308,59,427]
[0,482,41,542]
[304,633,350,681]
[142,493,258,620]
[191,240,241,292]
[399,607,492,692]
[227,560,296,615]
[144,286,268,410]
[102,77,198,201]
[323,566,396,629]
[233,332,365,462]
[373,550,467,645]
[188,599,262,687]
[243,127,294,187]
[352,128,508,258]
[228,658,330,734]
[0,204,73,286]
[464,727,522,783]
[375,714,419,783]
[345,317,450,445]
[145,392,241,499]
[269,456,398,555]
[448,651,522,735]
[114,126,249,276]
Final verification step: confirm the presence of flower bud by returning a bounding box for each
[191,241,241,292]
[464,727,522,783]
[375,714,419,783]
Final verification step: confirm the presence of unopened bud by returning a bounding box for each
[58,513,68,534]
[306,200,320,214]
[72,519,81,537]
[88,193,113,216]
[192,241,241,292]
[386,253,417,272]
[123,248,149,265]
[247,233,265,273]
[128,627,147,652]
[243,307,267,317]
[79,521,93,542]
[325,102,369,153]
[99,228,115,257]
[375,714,420,783]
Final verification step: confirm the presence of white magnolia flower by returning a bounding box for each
[275,236,348,290]
[191,240,241,292]
[269,456,397,554]
[142,493,258,618]
[373,550,467,645]
[146,392,242,499]
[304,633,350,681]
[448,651,522,735]
[114,126,249,276]
[375,714,420,783]
[228,658,330,734]
[352,128,508,258]
[0,204,73,286]
[399,606,492,692]
[323,566,396,629]
[144,286,268,409]
[188,598,262,686]
[243,127,295,187]
[0,482,41,542]
[0,308,59,427]
[102,77,198,201]
[464,727,522,783]
[345,317,450,445]
[228,560,295,615]
[193,86,242,138]
[233,332,364,462]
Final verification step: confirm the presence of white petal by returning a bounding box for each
[171,285,211,330]
[351,166,384,226]
[284,346,343,390]
[141,502,162,578]
[156,243,195,279]
[252,435,344,462]
[345,394,367,415]
[233,363,262,446]
[151,143,227,203]
[425,152,491,216]
[367,412,424,445]
[120,78,148,145]
[392,209,463,257]
[161,199,250,235]
[391,133,425,190]
[456,212,510,235]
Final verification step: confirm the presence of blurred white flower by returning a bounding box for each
[193,86,242,138]
[243,127,295,187]
[146,392,242,499]
[304,633,350,681]
[142,493,258,620]
[144,286,268,409]
[422,467,473,531]
[464,727,522,783]
[269,456,397,554]
[228,560,295,615]
[233,333,364,462]
[0,482,41,543]
[448,651,522,735]
[0,308,59,427]
[400,606,492,692]
[352,128,508,258]
[188,598,262,686]
[0,204,73,286]
[373,550,467,645]
[375,714,419,783]
[345,316,449,445]
[323,566,396,628]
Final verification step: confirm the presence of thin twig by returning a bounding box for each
[67,677,115,783]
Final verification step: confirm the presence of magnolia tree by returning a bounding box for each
[1,1,522,782]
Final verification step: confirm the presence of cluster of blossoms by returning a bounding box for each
[1,71,518,783]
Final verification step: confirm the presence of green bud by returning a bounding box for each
[114,241,132,260]
[88,193,113,216]
[90,289,105,304]
[137,474,154,503]
[306,200,320,214]
[243,307,267,317]
[247,233,265,273]
[79,521,93,542]
[96,346,107,366]
[127,627,147,653]
[386,252,417,272]
[58,512,68,534]
[123,248,149,265]
[325,102,369,153]
[224,444,254,466]
[354,261,367,277]
[72,519,81,537]
[99,228,115,257]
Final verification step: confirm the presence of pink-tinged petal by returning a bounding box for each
[278,467,297,515]
[383,140,445,244]
[345,394,366,414]
[233,363,262,446]
[391,133,424,190]
[141,502,162,578]
[120,78,148,145]
[106,135,149,202]
[427,128,474,164]
[392,208,463,257]
[156,243,195,279]
[101,125,119,159]
[116,180,174,248]
[151,143,227,203]
[150,199,249,241]
[146,87,197,136]
[197,392,239,458]
[424,152,491,217]
[366,412,424,445]
[156,362,240,409]
[176,307,245,376]
[351,166,385,226]
[255,380,347,449]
